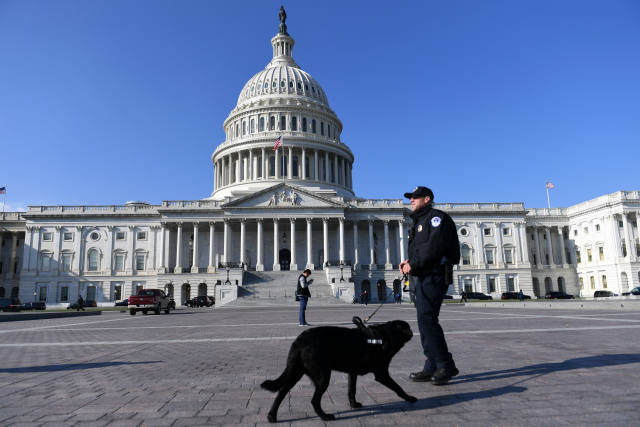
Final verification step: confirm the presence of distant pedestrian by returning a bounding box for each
[296,269,312,326]
[76,295,85,311]
[460,292,467,303]
[360,289,369,305]
[518,289,524,301]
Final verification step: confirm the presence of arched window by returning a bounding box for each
[302,117,307,132]
[312,119,316,134]
[88,249,99,272]
[250,118,255,133]
[164,283,174,298]
[242,121,247,136]
[259,117,265,132]
[270,116,275,131]
[291,116,297,131]
[532,278,540,297]
[235,124,239,138]
[544,277,552,293]
[461,244,472,265]
[557,277,565,293]
[280,115,286,130]
[484,245,495,265]
[292,156,299,177]
[320,122,324,136]
[503,245,515,264]
[328,124,331,138]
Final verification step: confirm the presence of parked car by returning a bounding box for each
[501,292,532,300]
[545,291,575,299]
[0,298,22,312]
[594,290,617,298]
[465,292,493,300]
[186,296,215,307]
[128,289,171,315]
[443,295,453,300]
[22,301,46,310]
[85,300,97,307]
[114,298,129,307]
[622,287,640,296]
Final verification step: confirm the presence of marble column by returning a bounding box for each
[322,218,329,268]
[314,150,319,181]
[353,221,359,269]
[333,155,338,184]
[288,147,293,179]
[368,220,375,269]
[190,223,199,273]
[175,223,183,273]
[495,223,504,265]
[516,222,526,264]
[256,219,264,271]
[222,219,229,265]
[544,227,553,265]
[208,222,216,272]
[240,219,246,268]
[302,148,307,179]
[557,227,567,266]
[339,218,345,264]
[474,222,484,265]
[249,150,254,180]
[397,219,405,264]
[261,147,266,179]
[324,151,329,182]
[8,232,18,276]
[159,223,166,272]
[609,214,622,258]
[306,218,314,270]
[290,218,297,270]
[384,220,391,269]
[622,212,633,260]
[273,219,280,271]
[533,227,542,267]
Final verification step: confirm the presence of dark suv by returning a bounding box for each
[464,292,493,300]
[545,291,575,299]
[622,287,640,296]
[594,290,617,298]
[0,298,22,312]
[501,292,531,300]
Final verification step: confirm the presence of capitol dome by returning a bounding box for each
[209,7,355,201]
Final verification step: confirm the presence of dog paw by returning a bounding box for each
[406,395,418,403]
[349,401,362,409]
[320,414,336,421]
[267,413,277,423]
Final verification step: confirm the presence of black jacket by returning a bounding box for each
[296,274,311,298]
[407,204,460,276]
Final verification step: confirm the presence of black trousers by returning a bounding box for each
[413,272,455,371]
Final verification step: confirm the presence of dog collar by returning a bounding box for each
[367,338,383,345]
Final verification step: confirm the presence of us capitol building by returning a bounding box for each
[1,10,639,306]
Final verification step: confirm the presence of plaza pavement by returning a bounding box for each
[1,303,639,426]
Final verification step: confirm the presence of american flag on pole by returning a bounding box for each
[545,181,555,189]
[273,135,283,151]
[0,187,5,194]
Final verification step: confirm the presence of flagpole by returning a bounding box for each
[2,185,5,214]
[546,186,551,209]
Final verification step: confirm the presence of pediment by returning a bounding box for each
[223,184,345,209]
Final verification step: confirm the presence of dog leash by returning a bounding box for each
[363,274,407,323]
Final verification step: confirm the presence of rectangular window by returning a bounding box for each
[114,254,125,272]
[590,276,595,289]
[62,254,72,272]
[302,117,307,132]
[488,276,496,293]
[602,275,607,289]
[574,229,578,236]
[39,286,47,302]
[484,228,492,236]
[463,278,473,292]
[60,286,69,302]
[63,232,74,241]
[41,254,51,272]
[507,276,515,292]
[595,224,600,232]
[485,249,494,265]
[43,232,53,241]
[136,231,147,240]
[502,227,511,236]
[579,277,584,290]
[280,115,286,130]
[320,121,324,136]
[134,281,145,295]
[576,250,581,264]
[87,285,96,301]
[583,227,588,234]
[504,249,514,264]
[135,254,145,271]
[291,116,297,131]
[116,232,126,240]
[599,247,604,261]
[619,220,624,228]
[112,283,122,301]
[587,248,592,262]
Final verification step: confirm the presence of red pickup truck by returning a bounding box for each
[128,289,171,315]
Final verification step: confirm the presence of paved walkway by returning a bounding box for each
[1,304,639,426]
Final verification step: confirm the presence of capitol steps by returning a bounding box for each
[227,270,346,306]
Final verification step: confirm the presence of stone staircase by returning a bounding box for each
[227,270,346,306]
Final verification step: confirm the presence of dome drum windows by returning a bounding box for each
[291,116,297,131]
[270,116,276,131]
[280,115,286,130]
[302,117,307,132]
[250,119,255,133]
[259,117,265,132]
[312,119,316,134]
[320,122,324,136]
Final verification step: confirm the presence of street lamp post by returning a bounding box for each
[225,266,231,285]
[340,263,345,282]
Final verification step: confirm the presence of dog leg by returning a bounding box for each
[310,371,335,421]
[374,371,418,403]
[348,373,362,409]
[266,369,304,423]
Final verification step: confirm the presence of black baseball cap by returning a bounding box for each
[403,186,434,200]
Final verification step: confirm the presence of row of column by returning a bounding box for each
[531,225,569,267]
[162,218,405,272]
[0,232,20,276]
[214,147,353,190]
[610,212,639,261]
[472,222,526,266]
[226,112,338,142]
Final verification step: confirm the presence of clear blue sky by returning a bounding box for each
[1,0,638,210]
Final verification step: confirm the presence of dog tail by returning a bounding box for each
[261,345,302,392]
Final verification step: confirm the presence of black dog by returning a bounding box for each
[261,317,417,422]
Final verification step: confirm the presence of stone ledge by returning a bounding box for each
[0,311,102,322]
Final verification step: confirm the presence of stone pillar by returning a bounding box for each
[261,147,266,179]
[128,225,135,273]
[324,151,329,182]
[475,222,484,265]
[516,222,526,264]
[609,214,622,258]
[622,212,633,260]
[73,226,81,273]
[306,218,314,270]
[302,148,307,179]
[333,155,338,184]
[339,218,345,264]
[384,220,391,269]
[235,153,241,183]
[256,219,264,271]
[290,218,297,270]
[227,155,232,186]
[175,223,183,273]
[275,147,280,179]
[249,150,254,181]
[495,223,504,265]
[288,146,293,179]
[557,227,567,266]
[159,223,166,272]
[24,227,33,272]
[240,219,246,268]
[107,226,115,275]
[368,220,375,269]
[208,222,216,272]
[533,226,542,267]
[222,219,229,265]
[191,222,199,273]
[273,219,280,271]
[397,219,405,264]
[322,218,329,268]
[9,232,18,276]
[314,150,319,181]
[544,227,553,265]
[353,221,359,269]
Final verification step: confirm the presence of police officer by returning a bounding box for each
[399,186,460,385]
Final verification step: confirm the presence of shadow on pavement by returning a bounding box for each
[451,353,640,385]
[0,360,161,374]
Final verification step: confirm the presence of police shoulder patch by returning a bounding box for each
[431,216,442,227]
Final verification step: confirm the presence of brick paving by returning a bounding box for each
[1,304,640,426]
